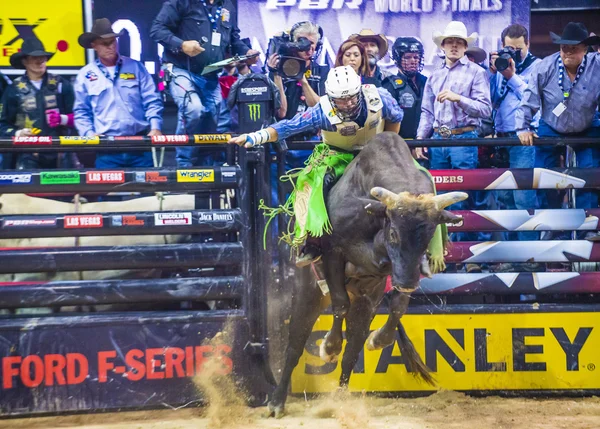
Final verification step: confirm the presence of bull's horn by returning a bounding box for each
[432,192,469,210]
[370,187,398,208]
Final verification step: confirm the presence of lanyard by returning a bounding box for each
[557,54,586,100]
[96,58,122,82]
[200,0,222,32]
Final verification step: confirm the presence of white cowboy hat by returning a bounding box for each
[433,21,478,48]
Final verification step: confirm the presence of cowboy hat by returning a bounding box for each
[465,46,487,64]
[9,38,55,70]
[550,22,600,45]
[433,21,478,48]
[78,18,125,49]
[349,29,389,55]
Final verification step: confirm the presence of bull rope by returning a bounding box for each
[151,147,168,245]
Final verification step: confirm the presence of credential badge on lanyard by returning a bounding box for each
[554,55,587,117]
[200,0,222,46]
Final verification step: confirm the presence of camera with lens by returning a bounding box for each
[267,33,312,79]
[494,46,522,72]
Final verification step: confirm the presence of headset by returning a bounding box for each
[290,21,324,62]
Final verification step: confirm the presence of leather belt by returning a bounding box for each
[496,131,517,137]
[433,125,476,139]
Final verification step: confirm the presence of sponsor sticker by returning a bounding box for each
[221,168,237,183]
[40,171,80,185]
[135,172,146,182]
[0,173,33,184]
[64,215,103,228]
[3,218,56,228]
[86,171,125,184]
[146,171,168,182]
[12,136,53,145]
[111,215,145,226]
[151,135,189,144]
[59,136,100,145]
[194,134,230,144]
[197,212,234,222]
[177,169,214,183]
[154,212,192,226]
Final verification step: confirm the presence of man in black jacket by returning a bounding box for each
[382,37,427,141]
[0,39,77,169]
[150,0,257,167]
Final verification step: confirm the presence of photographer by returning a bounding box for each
[489,24,541,269]
[150,0,258,167]
[267,21,329,168]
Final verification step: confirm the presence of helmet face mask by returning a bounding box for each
[330,92,363,122]
[392,38,425,77]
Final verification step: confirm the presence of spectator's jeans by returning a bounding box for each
[17,153,76,170]
[495,144,539,240]
[536,120,600,210]
[170,67,225,167]
[429,130,479,242]
[96,151,153,168]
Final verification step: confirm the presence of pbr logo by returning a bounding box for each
[248,103,261,122]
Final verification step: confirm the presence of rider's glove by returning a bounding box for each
[244,129,271,147]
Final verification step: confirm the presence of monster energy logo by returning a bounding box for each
[248,104,261,121]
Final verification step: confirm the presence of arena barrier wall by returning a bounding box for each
[0,135,276,416]
[2,134,600,414]
[282,136,600,396]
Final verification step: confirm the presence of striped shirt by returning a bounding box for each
[417,55,492,138]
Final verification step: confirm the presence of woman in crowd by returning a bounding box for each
[334,40,378,86]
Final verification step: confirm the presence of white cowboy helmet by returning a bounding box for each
[433,21,478,48]
[325,66,363,121]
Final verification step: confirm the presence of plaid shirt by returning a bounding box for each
[417,55,491,138]
[271,87,403,140]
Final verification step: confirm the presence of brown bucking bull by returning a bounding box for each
[267,132,468,417]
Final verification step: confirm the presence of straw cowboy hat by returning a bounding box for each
[349,29,389,54]
[550,22,600,45]
[78,18,125,49]
[10,38,54,69]
[433,21,478,48]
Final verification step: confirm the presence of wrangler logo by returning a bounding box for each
[176,170,214,183]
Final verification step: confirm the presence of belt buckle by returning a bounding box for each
[438,125,452,139]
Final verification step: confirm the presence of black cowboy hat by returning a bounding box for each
[550,22,600,45]
[78,18,125,49]
[9,38,54,70]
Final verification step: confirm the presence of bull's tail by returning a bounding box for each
[397,321,436,386]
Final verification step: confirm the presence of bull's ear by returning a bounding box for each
[438,210,463,225]
[359,198,387,217]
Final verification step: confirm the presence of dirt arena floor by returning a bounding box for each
[4,390,600,429]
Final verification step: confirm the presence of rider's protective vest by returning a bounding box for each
[12,73,65,134]
[319,84,384,151]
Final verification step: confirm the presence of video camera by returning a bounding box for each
[494,46,522,72]
[267,33,311,79]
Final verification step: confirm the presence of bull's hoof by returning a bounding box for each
[319,332,342,363]
[366,328,394,351]
[265,401,285,419]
